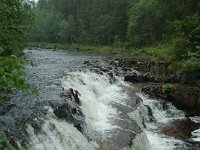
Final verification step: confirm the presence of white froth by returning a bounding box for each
[26,108,96,150]
[146,131,184,150]
[137,93,185,150]
[61,71,128,134]
[190,116,200,142]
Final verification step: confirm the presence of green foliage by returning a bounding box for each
[132,43,175,61]
[0,56,35,99]
[181,51,200,71]
[127,0,200,48]
[180,51,200,86]
[28,0,128,45]
[0,133,11,150]
[0,0,34,56]
[0,0,35,100]
[162,84,172,93]
[174,14,200,60]
[27,0,200,88]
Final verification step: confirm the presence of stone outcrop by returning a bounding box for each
[107,58,180,83]
[142,84,200,113]
[53,102,85,133]
[53,88,84,132]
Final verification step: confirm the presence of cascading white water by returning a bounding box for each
[61,71,129,137]
[27,71,148,150]
[190,116,200,142]
[26,107,97,150]
[136,93,186,150]
[26,68,199,150]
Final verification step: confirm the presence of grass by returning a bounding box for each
[131,42,175,62]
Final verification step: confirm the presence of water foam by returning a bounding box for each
[61,71,128,135]
[190,116,200,142]
[26,107,97,150]
[137,93,185,150]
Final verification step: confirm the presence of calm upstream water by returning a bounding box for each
[1,49,199,150]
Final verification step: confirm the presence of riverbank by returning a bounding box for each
[28,42,200,85]
[1,48,199,149]
[26,42,127,54]
[26,42,174,61]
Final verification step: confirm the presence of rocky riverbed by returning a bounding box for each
[0,48,199,150]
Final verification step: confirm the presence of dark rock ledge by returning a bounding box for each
[142,84,200,116]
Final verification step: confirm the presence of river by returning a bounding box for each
[0,49,199,150]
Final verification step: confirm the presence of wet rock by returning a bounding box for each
[83,60,90,65]
[69,88,81,105]
[107,58,180,83]
[0,102,16,115]
[124,74,146,83]
[144,105,154,122]
[53,102,85,133]
[142,84,200,113]
[124,73,159,83]
[161,119,200,141]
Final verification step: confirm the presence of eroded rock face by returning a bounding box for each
[107,59,179,83]
[142,84,200,113]
[52,88,85,133]
[53,102,85,133]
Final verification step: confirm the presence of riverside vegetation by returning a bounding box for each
[0,0,200,149]
[28,0,200,87]
[0,0,34,148]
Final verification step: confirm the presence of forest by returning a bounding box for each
[0,0,199,106]
[0,0,200,149]
[28,0,200,85]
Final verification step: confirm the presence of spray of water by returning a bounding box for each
[61,71,128,136]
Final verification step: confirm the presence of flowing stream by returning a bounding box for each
[1,49,199,150]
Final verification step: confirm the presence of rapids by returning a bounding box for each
[0,49,199,150]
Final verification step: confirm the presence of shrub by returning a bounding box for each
[0,56,35,100]
[162,84,172,93]
[174,14,200,60]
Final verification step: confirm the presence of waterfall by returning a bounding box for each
[26,107,97,150]
[136,93,186,150]
[61,71,128,137]
[25,68,199,150]
[190,116,200,142]
[26,71,150,150]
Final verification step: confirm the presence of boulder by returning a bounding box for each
[170,85,200,109]
[53,102,85,132]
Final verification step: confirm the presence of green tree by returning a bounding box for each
[0,0,34,99]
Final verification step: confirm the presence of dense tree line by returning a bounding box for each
[29,0,200,86]
[29,0,128,45]
[29,0,200,47]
